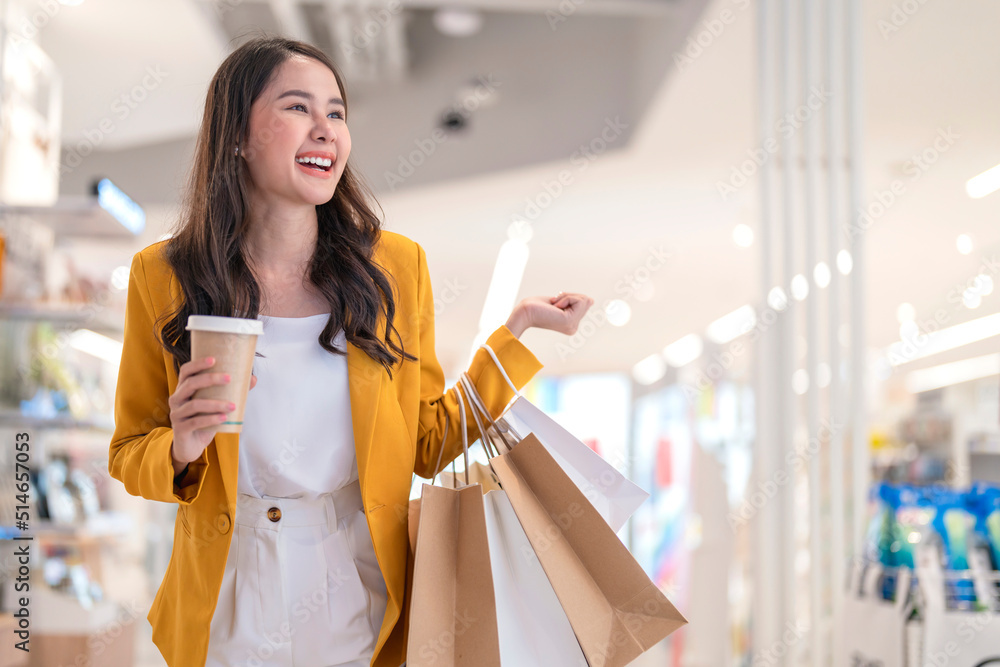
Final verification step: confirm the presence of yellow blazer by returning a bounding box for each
[108,230,543,667]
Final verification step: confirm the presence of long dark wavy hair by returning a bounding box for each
[155,35,416,380]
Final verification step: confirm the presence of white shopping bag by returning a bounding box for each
[837,561,910,666]
[482,488,588,667]
[455,376,682,666]
[477,343,649,532]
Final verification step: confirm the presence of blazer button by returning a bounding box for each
[216,513,231,534]
[267,507,281,522]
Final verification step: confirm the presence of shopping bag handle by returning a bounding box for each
[429,386,471,488]
[426,340,520,488]
[454,384,471,486]
[459,372,517,455]
[478,342,521,398]
[458,374,502,458]
[429,402,450,486]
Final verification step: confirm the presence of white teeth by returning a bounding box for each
[295,156,332,168]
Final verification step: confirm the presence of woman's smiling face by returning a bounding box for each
[242,55,351,207]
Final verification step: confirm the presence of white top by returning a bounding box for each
[239,313,358,497]
[206,313,386,667]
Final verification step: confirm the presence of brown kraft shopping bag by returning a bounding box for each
[490,432,688,667]
[406,482,501,667]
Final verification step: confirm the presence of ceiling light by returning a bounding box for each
[966,163,1000,199]
[507,220,533,243]
[706,305,757,344]
[478,239,529,333]
[963,288,982,309]
[792,369,809,395]
[896,302,916,323]
[791,274,809,301]
[768,286,789,312]
[95,178,145,235]
[605,300,631,326]
[663,334,703,368]
[633,354,667,385]
[433,8,484,37]
[956,234,973,255]
[732,224,754,247]
[813,262,831,288]
[888,312,1000,365]
[905,353,1000,393]
[68,329,122,364]
[837,250,853,275]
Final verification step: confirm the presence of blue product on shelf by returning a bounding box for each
[879,484,933,599]
[893,485,934,570]
[866,483,895,566]
[866,483,898,600]
[866,482,1000,608]
[932,489,977,609]
[874,484,938,600]
[969,482,1000,570]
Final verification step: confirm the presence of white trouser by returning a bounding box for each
[206,479,387,667]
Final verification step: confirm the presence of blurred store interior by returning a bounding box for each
[1,0,999,665]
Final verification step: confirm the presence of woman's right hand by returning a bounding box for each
[169,356,256,473]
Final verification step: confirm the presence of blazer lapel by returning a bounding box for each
[346,339,385,503]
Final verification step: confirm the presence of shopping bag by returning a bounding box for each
[477,342,649,532]
[440,461,501,492]
[481,488,589,666]
[836,560,910,666]
[406,481,501,667]
[407,400,459,554]
[453,377,589,666]
[404,383,506,666]
[490,431,687,667]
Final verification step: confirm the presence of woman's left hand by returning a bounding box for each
[508,292,594,336]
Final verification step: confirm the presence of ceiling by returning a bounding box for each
[26,0,1000,381]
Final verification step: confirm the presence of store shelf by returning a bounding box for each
[33,512,133,538]
[0,407,114,433]
[969,432,1000,456]
[0,301,124,334]
[0,513,132,540]
[0,193,141,239]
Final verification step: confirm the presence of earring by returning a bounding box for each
[234,144,239,156]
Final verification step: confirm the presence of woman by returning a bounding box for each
[107,36,593,667]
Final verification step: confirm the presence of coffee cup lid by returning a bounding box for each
[186,315,264,336]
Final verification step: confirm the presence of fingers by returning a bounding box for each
[178,355,216,385]
[169,357,231,409]
[182,412,230,433]
[173,398,235,422]
[551,293,589,308]
[171,372,230,410]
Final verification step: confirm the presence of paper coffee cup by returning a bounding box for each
[186,315,263,433]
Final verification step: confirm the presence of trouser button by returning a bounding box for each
[267,507,281,522]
